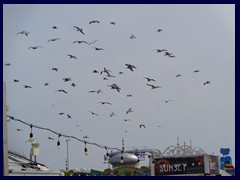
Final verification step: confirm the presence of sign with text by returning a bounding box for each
[154,156,205,175]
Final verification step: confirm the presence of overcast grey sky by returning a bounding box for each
[3,4,235,171]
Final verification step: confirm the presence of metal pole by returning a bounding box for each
[3,82,9,176]
[66,139,70,171]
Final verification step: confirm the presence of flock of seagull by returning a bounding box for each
[5,19,212,142]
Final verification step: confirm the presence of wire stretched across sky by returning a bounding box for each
[7,115,121,152]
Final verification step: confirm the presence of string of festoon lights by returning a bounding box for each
[7,115,121,160]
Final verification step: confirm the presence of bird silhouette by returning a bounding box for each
[130,34,136,39]
[92,70,99,73]
[176,74,182,77]
[193,70,200,73]
[118,72,124,74]
[99,102,112,105]
[4,63,11,66]
[71,83,77,87]
[126,108,133,114]
[13,79,20,82]
[55,89,68,94]
[44,82,49,86]
[89,20,100,24]
[28,46,42,49]
[67,114,72,118]
[88,40,98,46]
[157,29,162,32]
[203,81,211,85]
[62,78,71,82]
[52,26,58,29]
[139,124,146,128]
[16,128,23,131]
[23,85,32,88]
[144,77,156,82]
[103,77,108,80]
[110,112,116,117]
[123,119,131,122]
[83,135,89,138]
[108,84,121,92]
[59,113,65,115]
[161,100,175,103]
[73,40,88,44]
[89,89,102,94]
[89,111,99,116]
[100,67,111,75]
[73,26,85,35]
[48,137,54,140]
[93,47,104,51]
[154,49,167,53]
[110,21,116,25]
[125,64,137,72]
[52,67,58,72]
[67,54,77,59]
[126,94,133,97]
[147,84,161,89]
[47,38,60,42]
[17,31,30,36]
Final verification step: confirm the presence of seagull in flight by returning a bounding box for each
[52,67,58,72]
[4,63,11,66]
[13,79,20,82]
[73,40,88,44]
[44,82,49,86]
[48,137,54,140]
[67,114,72,118]
[99,102,112,105]
[67,54,77,59]
[203,81,211,85]
[47,38,60,42]
[176,74,182,77]
[55,89,68,94]
[108,84,121,92]
[126,94,133,97]
[59,112,65,115]
[125,64,137,72]
[23,85,32,88]
[193,70,200,73]
[130,34,136,39]
[157,29,162,32]
[73,26,85,35]
[139,124,146,128]
[62,78,71,82]
[71,83,77,87]
[123,119,131,122]
[126,108,133,114]
[89,20,100,24]
[110,21,116,25]
[89,89,102,94]
[154,49,167,53]
[89,111,99,116]
[17,31,30,36]
[93,47,104,51]
[144,77,156,82]
[147,84,161,89]
[88,40,98,46]
[52,26,58,29]
[16,128,23,131]
[28,46,42,49]
[161,100,175,103]
[110,112,116,117]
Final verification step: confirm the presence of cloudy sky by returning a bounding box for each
[3,4,235,171]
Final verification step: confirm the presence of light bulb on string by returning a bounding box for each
[137,158,140,166]
[84,141,88,156]
[57,134,61,147]
[29,124,33,142]
[120,155,124,164]
[105,146,110,160]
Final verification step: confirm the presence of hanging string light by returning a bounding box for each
[120,153,124,164]
[105,146,110,160]
[29,124,33,142]
[120,138,124,164]
[57,134,61,146]
[84,141,88,156]
[137,158,140,166]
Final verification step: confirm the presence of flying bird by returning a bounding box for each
[89,111,99,116]
[157,29,162,32]
[147,84,161,89]
[67,114,72,118]
[108,84,121,92]
[130,34,136,39]
[154,49,167,53]
[23,85,32,88]
[103,77,108,80]
[48,137,54,140]
[4,63,11,66]
[89,20,100,24]
[125,64,137,72]
[92,70,99,73]
[47,38,60,42]
[161,100,175,103]
[16,128,23,131]
[17,31,30,36]
[13,79,20,82]
[99,102,112,105]
[139,124,146,128]
[88,40,98,46]
[55,89,68,94]
[123,119,131,122]
[193,70,200,73]
[67,54,77,59]
[73,40,88,44]
[144,77,156,82]
[203,81,211,85]
[52,26,58,29]
[44,82,49,86]
[110,21,116,25]
[176,74,182,77]
[73,26,85,35]
[62,78,71,82]
[71,83,77,87]
[83,135,89,139]
[89,89,102,94]
[93,47,104,51]
[52,67,58,72]
[126,94,133,97]
[110,112,116,117]
[126,108,133,114]
[28,46,42,49]
[59,113,65,115]
[118,72,124,74]
[100,67,111,76]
